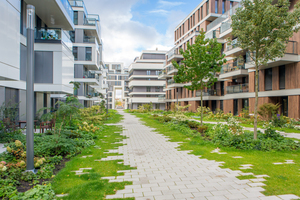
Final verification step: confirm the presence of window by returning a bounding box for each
[265,68,272,91]
[188,19,190,30]
[279,65,285,89]
[207,0,209,15]
[85,47,92,61]
[73,47,78,60]
[146,87,151,92]
[215,0,218,13]
[220,100,223,111]
[155,71,160,75]
[69,31,75,43]
[155,104,160,109]
[222,0,226,14]
[147,70,151,75]
[146,95,151,97]
[183,23,185,34]
[198,9,200,22]
[155,87,160,92]
[201,6,203,20]
[74,11,78,25]
[193,14,195,26]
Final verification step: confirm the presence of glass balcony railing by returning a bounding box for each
[220,21,232,34]
[69,0,88,15]
[158,95,166,100]
[166,65,176,73]
[227,83,249,94]
[167,47,181,59]
[60,0,74,21]
[196,89,221,97]
[226,38,239,51]
[221,62,245,74]
[205,30,219,40]
[35,28,72,50]
[167,79,175,85]
[158,70,166,76]
[83,36,96,43]
[83,71,96,79]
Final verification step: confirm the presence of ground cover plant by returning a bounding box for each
[0,97,117,199]
[133,113,300,197]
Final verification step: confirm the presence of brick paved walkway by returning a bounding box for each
[103,110,298,200]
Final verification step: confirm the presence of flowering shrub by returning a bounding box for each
[79,122,100,133]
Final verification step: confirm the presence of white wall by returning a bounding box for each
[0,0,21,81]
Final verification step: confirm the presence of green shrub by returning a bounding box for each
[258,103,280,121]
[11,184,55,200]
[197,125,208,133]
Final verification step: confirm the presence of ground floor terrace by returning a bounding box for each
[165,95,300,119]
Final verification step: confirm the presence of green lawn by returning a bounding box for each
[134,113,300,197]
[52,111,134,200]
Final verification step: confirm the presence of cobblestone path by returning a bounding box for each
[104,110,298,200]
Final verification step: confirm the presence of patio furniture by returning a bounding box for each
[40,121,52,133]
[18,120,38,131]
[3,118,19,131]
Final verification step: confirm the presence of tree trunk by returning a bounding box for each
[201,89,203,126]
[254,60,259,140]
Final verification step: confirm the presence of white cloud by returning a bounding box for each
[158,0,185,8]
[148,9,169,15]
[83,0,184,67]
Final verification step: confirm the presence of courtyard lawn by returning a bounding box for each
[134,113,300,197]
[53,112,135,200]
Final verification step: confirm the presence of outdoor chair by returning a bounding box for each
[3,118,19,131]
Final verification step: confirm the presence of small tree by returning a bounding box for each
[172,30,226,125]
[69,81,81,97]
[231,0,300,139]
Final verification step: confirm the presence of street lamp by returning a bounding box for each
[26,5,35,172]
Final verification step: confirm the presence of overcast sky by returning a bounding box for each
[84,0,202,67]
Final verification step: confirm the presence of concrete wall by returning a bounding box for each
[19,90,26,120]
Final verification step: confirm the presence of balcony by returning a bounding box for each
[158,95,166,102]
[83,36,97,44]
[196,89,221,97]
[245,41,300,70]
[227,83,249,94]
[35,28,72,51]
[166,65,178,75]
[83,14,101,39]
[224,39,244,57]
[167,47,183,62]
[74,72,100,85]
[24,0,74,30]
[69,0,88,14]
[219,62,248,79]
[205,30,225,43]
[128,80,165,88]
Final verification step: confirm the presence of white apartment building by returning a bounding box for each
[105,62,129,109]
[0,0,75,120]
[128,50,167,110]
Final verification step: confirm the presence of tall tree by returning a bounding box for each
[231,0,300,139]
[172,31,226,125]
[69,81,81,97]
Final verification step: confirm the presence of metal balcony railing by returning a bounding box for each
[221,62,245,74]
[167,79,175,85]
[35,28,72,50]
[158,95,166,100]
[60,0,74,21]
[227,83,249,94]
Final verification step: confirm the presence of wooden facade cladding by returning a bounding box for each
[272,67,279,91]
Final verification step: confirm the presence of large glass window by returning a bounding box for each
[265,68,272,91]
[279,65,285,89]
[201,6,203,20]
[147,70,151,75]
[155,87,160,92]
[215,0,218,13]
[74,11,78,25]
[86,47,92,61]
[73,47,78,60]
[146,87,151,92]
[222,0,226,14]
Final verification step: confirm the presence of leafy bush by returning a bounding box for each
[197,125,208,133]
[208,124,300,151]
[258,103,280,121]
[187,121,199,128]
[11,184,55,200]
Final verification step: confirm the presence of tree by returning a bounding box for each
[231,0,300,139]
[69,81,81,97]
[172,30,226,125]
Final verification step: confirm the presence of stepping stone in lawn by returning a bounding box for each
[285,160,295,164]
[71,168,92,175]
[273,162,283,165]
[82,155,93,158]
[232,156,243,158]
[211,148,227,154]
[56,194,69,197]
[239,164,253,169]
[255,175,270,178]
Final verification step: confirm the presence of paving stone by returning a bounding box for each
[277,194,300,200]
[103,111,298,200]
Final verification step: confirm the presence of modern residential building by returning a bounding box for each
[105,62,129,109]
[128,50,167,110]
[0,0,75,120]
[160,0,300,119]
[69,0,105,107]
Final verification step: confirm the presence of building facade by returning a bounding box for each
[161,0,300,119]
[69,0,105,107]
[128,50,167,110]
[105,62,129,109]
[0,0,75,120]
